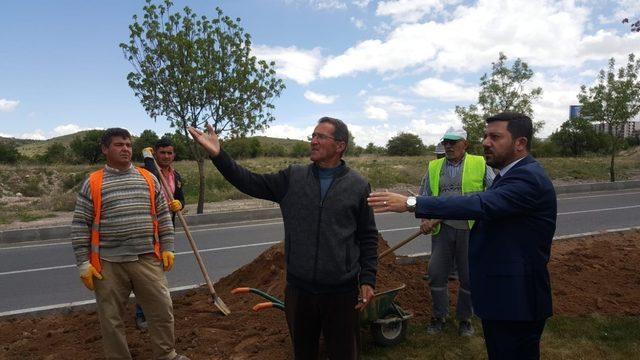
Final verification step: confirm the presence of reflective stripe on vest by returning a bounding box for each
[427,154,486,235]
[87,167,161,273]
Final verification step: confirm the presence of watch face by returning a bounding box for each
[407,197,416,206]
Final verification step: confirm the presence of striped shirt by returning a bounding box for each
[71,164,174,265]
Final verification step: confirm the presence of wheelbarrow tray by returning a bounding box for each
[360,283,412,325]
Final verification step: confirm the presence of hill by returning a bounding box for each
[15,130,95,157]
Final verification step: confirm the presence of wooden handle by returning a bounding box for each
[378,230,423,259]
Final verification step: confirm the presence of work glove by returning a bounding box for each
[162,251,175,272]
[142,147,154,159]
[78,261,102,291]
[169,199,183,213]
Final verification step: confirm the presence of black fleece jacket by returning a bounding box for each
[211,149,378,294]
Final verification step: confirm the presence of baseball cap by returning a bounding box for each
[441,126,467,141]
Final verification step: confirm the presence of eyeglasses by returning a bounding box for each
[308,132,337,141]
[442,139,462,146]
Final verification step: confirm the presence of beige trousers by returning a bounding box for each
[94,254,177,360]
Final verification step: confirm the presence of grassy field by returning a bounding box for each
[361,315,640,359]
[0,152,638,225]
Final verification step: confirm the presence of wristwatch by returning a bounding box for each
[406,196,417,212]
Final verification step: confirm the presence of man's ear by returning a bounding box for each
[101,145,108,156]
[515,137,528,152]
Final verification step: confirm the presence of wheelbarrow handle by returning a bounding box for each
[253,302,285,312]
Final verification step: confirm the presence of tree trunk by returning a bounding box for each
[197,157,205,214]
[610,134,616,182]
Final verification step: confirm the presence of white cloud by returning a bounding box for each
[52,124,98,137]
[253,45,324,85]
[530,73,582,136]
[304,90,338,104]
[258,124,314,141]
[406,110,461,144]
[365,106,389,120]
[352,0,371,8]
[0,99,20,112]
[320,0,640,79]
[578,69,599,78]
[376,0,459,23]
[412,77,478,102]
[20,130,46,140]
[313,0,347,10]
[364,95,415,121]
[350,17,366,29]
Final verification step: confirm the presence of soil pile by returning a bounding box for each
[1,231,640,359]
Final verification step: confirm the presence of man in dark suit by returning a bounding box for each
[368,112,557,359]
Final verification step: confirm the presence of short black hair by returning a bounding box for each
[154,137,173,150]
[101,128,131,148]
[318,116,349,152]
[486,112,533,150]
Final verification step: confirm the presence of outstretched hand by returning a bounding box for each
[367,192,409,213]
[187,124,221,157]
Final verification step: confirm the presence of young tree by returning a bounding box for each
[578,54,640,182]
[121,0,285,213]
[386,132,426,156]
[70,130,105,164]
[456,53,543,153]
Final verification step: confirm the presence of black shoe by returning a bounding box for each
[426,317,445,334]
[458,320,474,337]
[135,315,148,332]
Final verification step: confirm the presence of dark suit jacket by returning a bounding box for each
[415,155,556,321]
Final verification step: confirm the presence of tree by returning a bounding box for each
[132,129,159,162]
[0,142,20,164]
[548,117,607,156]
[121,0,285,213]
[578,54,640,182]
[41,143,69,164]
[289,142,309,158]
[222,137,261,159]
[70,130,105,164]
[456,53,543,153]
[363,142,386,155]
[386,132,426,156]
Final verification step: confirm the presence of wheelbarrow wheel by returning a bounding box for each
[370,315,408,347]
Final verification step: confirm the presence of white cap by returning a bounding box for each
[441,126,467,141]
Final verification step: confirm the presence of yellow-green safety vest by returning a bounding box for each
[427,154,486,235]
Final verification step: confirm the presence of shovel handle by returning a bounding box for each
[378,230,423,259]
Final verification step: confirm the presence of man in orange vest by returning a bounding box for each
[71,128,189,360]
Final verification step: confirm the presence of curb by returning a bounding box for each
[1,180,639,244]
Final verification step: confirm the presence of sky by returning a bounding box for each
[1,0,640,147]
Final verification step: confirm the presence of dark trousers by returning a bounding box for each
[285,284,360,360]
[481,319,546,360]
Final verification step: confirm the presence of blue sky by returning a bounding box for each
[2,0,640,146]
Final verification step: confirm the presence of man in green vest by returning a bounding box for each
[418,127,495,336]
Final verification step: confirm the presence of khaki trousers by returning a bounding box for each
[94,254,177,360]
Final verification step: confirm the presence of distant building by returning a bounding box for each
[569,105,640,138]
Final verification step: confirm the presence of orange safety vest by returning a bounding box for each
[88,167,161,273]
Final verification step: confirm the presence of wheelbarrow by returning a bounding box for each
[231,284,412,347]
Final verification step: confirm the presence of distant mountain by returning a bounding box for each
[15,130,94,157]
[10,131,308,157]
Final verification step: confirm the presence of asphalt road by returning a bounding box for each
[1,188,639,315]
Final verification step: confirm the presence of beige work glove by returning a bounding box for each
[78,261,102,291]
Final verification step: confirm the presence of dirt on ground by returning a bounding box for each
[1,230,640,359]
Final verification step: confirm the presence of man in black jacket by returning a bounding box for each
[188,117,378,360]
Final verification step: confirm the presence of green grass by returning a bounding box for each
[361,315,640,359]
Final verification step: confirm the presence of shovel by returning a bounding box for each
[378,230,423,259]
[149,157,231,315]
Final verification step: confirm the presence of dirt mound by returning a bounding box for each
[1,231,640,359]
